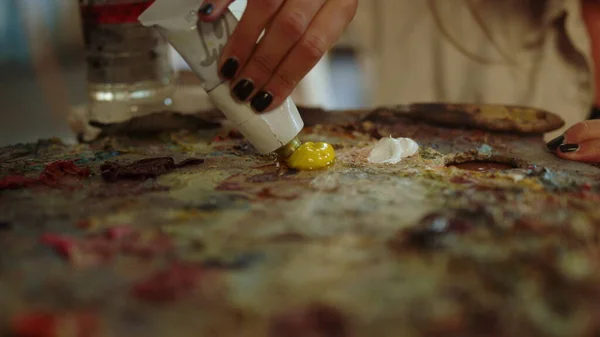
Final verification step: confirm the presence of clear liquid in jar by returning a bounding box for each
[79,0,176,123]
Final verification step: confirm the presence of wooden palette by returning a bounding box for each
[1,106,599,337]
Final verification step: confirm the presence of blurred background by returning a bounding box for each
[0,0,368,146]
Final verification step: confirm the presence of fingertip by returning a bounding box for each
[220,57,239,80]
[546,134,564,151]
[558,143,580,155]
[563,121,589,143]
[554,146,580,161]
[197,1,231,22]
[250,91,275,113]
[556,139,600,163]
[231,79,255,102]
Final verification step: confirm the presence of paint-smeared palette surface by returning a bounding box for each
[1,108,600,337]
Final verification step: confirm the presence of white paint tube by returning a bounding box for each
[138,0,303,155]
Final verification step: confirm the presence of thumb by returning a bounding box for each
[554,139,600,163]
[547,120,600,163]
[198,0,236,22]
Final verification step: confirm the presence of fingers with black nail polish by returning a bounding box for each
[221,58,239,79]
[232,80,254,101]
[199,3,214,15]
[546,135,564,151]
[558,144,579,153]
[251,92,273,112]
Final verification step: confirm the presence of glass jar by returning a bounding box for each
[79,0,176,124]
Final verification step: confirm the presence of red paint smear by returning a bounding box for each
[0,160,90,191]
[40,226,172,267]
[11,311,97,337]
[40,234,78,258]
[215,182,243,191]
[256,187,299,201]
[11,311,56,337]
[132,264,205,302]
[80,1,155,24]
[570,190,600,202]
[39,161,91,187]
[105,225,135,240]
[0,175,38,190]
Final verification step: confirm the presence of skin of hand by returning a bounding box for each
[197,0,358,113]
[547,120,600,163]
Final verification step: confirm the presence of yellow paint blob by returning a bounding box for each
[286,142,336,171]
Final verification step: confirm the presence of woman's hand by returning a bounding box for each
[198,0,358,112]
[547,120,600,163]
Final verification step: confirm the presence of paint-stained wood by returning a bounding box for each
[0,106,599,337]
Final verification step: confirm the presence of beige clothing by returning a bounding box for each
[348,0,595,139]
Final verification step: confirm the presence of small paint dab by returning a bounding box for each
[132,264,205,302]
[477,144,493,156]
[367,137,418,164]
[286,142,336,170]
[526,166,561,189]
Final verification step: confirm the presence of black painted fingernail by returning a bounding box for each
[546,135,564,151]
[232,79,254,101]
[221,58,238,79]
[251,91,273,112]
[198,3,214,15]
[559,144,579,153]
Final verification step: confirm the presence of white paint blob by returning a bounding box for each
[368,136,419,164]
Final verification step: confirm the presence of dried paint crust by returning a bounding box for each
[0,106,599,337]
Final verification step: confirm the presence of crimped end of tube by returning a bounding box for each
[275,137,302,160]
